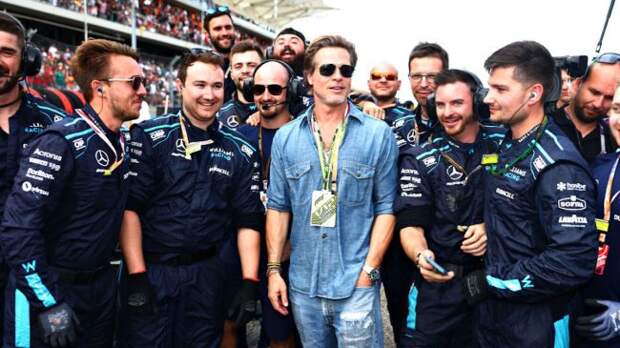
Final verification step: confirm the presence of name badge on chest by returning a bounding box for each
[310,190,337,227]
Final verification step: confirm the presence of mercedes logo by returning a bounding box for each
[407,128,417,143]
[95,150,110,167]
[446,165,463,181]
[175,138,186,153]
[227,115,240,128]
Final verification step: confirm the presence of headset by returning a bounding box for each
[241,59,304,105]
[543,68,562,115]
[0,11,42,78]
[426,70,490,121]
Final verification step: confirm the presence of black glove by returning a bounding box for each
[575,299,620,340]
[126,272,158,315]
[38,302,80,348]
[462,269,488,305]
[227,279,258,327]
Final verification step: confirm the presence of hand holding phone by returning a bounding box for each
[424,255,448,275]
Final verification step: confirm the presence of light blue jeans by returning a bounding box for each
[289,283,384,348]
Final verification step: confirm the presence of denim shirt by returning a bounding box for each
[268,102,398,299]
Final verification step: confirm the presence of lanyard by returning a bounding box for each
[311,105,349,192]
[441,148,482,185]
[178,114,214,159]
[602,155,620,223]
[75,109,125,176]
[258,126,270,182]
[487,116,548,176]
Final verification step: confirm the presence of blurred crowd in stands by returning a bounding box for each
[28,36,176,108]
[39,0,271,47]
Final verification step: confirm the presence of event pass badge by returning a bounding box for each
[310,190,337,227]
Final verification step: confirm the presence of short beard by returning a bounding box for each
[573,101,599,124]
[212,37,234,55]
[374,93,396,104]
[0,75,19,95]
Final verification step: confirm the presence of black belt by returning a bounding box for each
[51,265,111,284]
[144,245,218,266]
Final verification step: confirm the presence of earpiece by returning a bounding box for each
[530,92,537,99]
[98,87,103,94]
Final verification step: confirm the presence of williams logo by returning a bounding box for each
[558,196,587,211]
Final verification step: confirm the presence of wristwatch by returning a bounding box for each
[362,265,381,282]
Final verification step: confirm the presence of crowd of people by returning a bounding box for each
[1,6,620,348]
[38,0,272,47]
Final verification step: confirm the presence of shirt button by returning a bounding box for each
[321,233,327,239]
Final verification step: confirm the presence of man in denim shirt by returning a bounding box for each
[265,35,398,347]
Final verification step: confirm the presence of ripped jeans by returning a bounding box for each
[289,283,383,348]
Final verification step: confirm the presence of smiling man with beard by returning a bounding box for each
[204,6,238,102]
[551,54,620,162]
[118,50,263,347]
[1,38,142,348]
[271,28,306,78]
[396,70,504,347]
[0,12,68,346]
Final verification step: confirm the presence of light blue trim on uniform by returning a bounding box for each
[15,289,30,348]
[416,148,439,160]
[406,285,418,330]
[144,123,180,133]
[485,133,505,139]
[36,104,64,116]
[553,315,570,348]
[535,143,555,164]
[486,275,522,292]
[64,118,84,127]
[220,129,256,151]
[545,130,564,151]
[64,128,94,140]
[25,273,57,308]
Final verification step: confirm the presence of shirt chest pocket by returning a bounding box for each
[339,160,375,206]
[73,170,121,209]
[285,162,312,206]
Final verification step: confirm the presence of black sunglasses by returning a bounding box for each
[252,84,287,96]
[105,76,146,91]
[319,64,354,78]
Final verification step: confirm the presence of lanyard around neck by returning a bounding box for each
[178,114,214,159]
[311,105,349,192]
[76,109,125,176]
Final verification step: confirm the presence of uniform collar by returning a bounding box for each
[81,104,116,136]
[178,111,220,137]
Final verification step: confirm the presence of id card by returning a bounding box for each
[310,190,337,227]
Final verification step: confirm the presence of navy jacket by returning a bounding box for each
[0,105,129,312]
[126,113,264,257]
[217,95,257,130]
[393,104,439,150]
[396,122,505,265]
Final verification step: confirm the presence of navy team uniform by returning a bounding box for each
[396,123,505,347]
[119,113,264,347]
[0,92,66,345]
[0,104,129,347]
[217,94,257,130]
[381,102,434,341]
[393,104,439,150]
[469,117,598,347]
[238,124,299,345]
[572,152,620,347]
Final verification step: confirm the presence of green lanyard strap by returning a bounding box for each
[311,110,349,192]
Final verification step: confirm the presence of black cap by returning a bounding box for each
[276,27,307,46]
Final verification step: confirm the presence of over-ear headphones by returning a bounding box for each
[426,69,490,121]
[0,12,42,78]
[543,68,562,115]
[241,59,304,106]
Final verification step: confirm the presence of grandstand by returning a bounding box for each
[0,0,329,113]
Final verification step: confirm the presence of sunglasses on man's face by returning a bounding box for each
[105,75,146,91]
[318,64,354,78]
[252,84,287,96]
[370,72,398,81]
